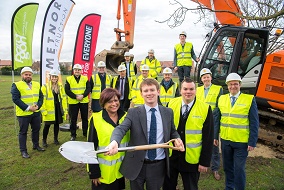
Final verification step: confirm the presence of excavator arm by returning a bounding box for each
[94,0,136,72]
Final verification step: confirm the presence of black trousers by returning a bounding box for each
[163,166,200,190]
[42,123,59,140]
[69,103,88,137]
[17,112,41,152]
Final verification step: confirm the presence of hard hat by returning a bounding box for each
[118,64,126,72]
[180,31,187,37]
[140,64,150,71]
[49,70,59,76]
[163,67,172,74]
[124,52,131,57]
[130,54,134,58]
[200,68,212,77]
[97,61,106,68]
[21,67,33,74]
[73,64,82,70]
[226,73,242,83]
[148,49,154,54]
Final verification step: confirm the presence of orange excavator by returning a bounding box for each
[193,0,284,151]
[93,0,284,150]
[94,0,136,73]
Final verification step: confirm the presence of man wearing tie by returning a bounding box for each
[106,78,185,190]
[11,67,45,158]
[111,65,132,111]
[214,73,259,190]
[164,77,214,190]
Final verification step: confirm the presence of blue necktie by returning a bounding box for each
[231,96,236,107]
[182,105,189,119]
[148,108,157,160]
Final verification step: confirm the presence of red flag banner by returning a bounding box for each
[40,0,75,85]
[11,3,39,70]
[72,14,101,79]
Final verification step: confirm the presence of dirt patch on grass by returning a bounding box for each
[248,143,278,158]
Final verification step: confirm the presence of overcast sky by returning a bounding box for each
[0,0,209,62]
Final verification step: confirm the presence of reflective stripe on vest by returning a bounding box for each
[91,74,112,99]
[160,83,177,106]
[168,97,208,164]
[175,42,193,66]
[131,76,145,107]
[196,84,222,111]
[14,81,40,116]
[219,93,253,143]
[142,58,161,78]
[121,61,136,81]
[89,111,129,184]
[66,75,89,104]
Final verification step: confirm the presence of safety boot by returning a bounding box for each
[42,139,48,147]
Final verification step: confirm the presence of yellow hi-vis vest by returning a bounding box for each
[66,75,89,104]
[112,77,132,100]
[175,42,193,66]
[196,84,222,111]
[91,74,112,99]
[14,81,41,116]
[41,82,68,121]
[131,75,153,107]
[168,97,209,164]
[160,82,178,106]
[141,58,161,79]
[121,61,136,82]
[219,93,253,143]
[87,111,129,184]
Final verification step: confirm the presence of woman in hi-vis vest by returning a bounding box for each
[41,70,68,147]
[87,88,129,190]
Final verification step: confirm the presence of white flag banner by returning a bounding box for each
[40,0,75,85]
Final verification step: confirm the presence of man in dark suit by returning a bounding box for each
[106,78,185,190]
[111,64,132,111]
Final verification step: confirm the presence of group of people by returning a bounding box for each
[11,31,259,190]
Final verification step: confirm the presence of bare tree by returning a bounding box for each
[157,0,284,53]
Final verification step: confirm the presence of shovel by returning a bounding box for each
[59,139,180,164]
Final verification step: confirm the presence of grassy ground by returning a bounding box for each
[1,74,284,189]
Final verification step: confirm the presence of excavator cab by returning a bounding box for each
[196,25,269,96]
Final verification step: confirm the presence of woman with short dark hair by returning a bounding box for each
[87,88,129,190]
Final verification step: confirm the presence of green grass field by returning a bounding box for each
[0,74,283,190]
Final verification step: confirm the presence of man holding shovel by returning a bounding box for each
[106,78,184,190]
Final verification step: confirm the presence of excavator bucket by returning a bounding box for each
[94,41,131,73]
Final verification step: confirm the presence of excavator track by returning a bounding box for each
[258,109,284,152]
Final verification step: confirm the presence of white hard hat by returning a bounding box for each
[163,67,172,74]
[124,52,131,57]
[148,49,154,54]
[130,54,134,58]
[97,61,106,68]
[21,67,33,74]
[140,64,150,71]
[118,64,126,72]
[73,64,82,70]
[180,31,187,37]
[49,70,59,76]
[226,73,242,83]
[200,68,212,77]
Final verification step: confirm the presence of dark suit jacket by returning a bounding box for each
[110,105,180,180]
[111,76,131,111]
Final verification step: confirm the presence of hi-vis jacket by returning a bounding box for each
[66,75,89,104]
[91,73,112,99]
[121,61,136,81]
[131,75,150,107]
[141,57,161,79]
[218,94,253,143]
[175,42,193,66]
[87,111,129,184]
[41,82,68,121]
[168,97,209,164]
[160,82,178,106]
[14,81,41,116]
[196,84,222,111]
